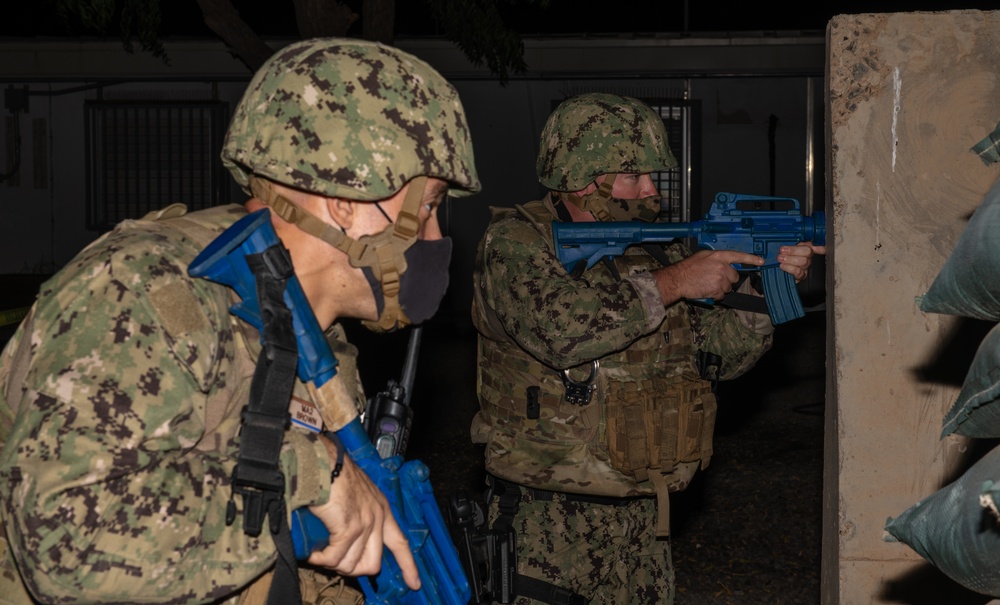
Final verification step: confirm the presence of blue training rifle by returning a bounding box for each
[551,192,826,325]
[188,209,471,605]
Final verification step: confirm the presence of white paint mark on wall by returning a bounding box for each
[875,181,882,249]
[892,67,902,172]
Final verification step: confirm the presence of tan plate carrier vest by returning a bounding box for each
[473,201,717,536]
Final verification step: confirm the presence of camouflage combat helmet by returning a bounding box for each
[535,93,675,222]
[536,92,676,192]
[222,38,481,331]
[222,37,480,200]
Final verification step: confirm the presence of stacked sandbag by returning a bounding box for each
[884,176,1000,595]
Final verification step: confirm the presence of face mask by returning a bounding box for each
[603,195,661,222]
[250,175,441,333]
[563,173,661,223]
[362,237,453,332]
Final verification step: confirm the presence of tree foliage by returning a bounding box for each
[56,0,167,62]
[424,0,542,84]
[51,0,550,84]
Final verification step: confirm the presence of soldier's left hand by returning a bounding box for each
[306,441,421,591]
[777,243,826,283]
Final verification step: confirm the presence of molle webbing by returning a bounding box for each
[480,338,559,382]
[478,339,566,423]
[515,200,558,242]
[606,377,715,474]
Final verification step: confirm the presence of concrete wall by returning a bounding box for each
[827,10,1000,604]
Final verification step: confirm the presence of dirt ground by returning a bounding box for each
[669,314,824,604]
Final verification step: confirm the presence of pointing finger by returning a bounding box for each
[719,251,764,267]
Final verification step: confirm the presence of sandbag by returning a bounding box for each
[919,177,1000,321]
[885,443,1000,596]
[942,322,1000,438]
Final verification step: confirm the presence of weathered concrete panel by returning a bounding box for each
[828,10,1000,604]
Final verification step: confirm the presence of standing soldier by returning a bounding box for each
[470,92,823,604]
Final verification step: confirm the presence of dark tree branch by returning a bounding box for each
[363,0,394,44]
[55,0,537,84]
[424,0,528,85]
[292,0,357,39]
[194,0,275,71]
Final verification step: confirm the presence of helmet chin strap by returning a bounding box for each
[560,173,617,222]
[248,175,427,331]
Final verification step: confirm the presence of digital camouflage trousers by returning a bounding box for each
[488,489,674,604]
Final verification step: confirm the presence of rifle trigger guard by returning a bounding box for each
[561,360,599,405]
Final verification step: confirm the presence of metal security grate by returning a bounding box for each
[85,101,230,231]
[647,99,700,223]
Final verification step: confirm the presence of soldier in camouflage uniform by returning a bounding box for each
[470,93,823,604]
[0,38,479,604]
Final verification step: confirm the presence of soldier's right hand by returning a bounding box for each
[652,249,764,304]
[305,442,421,591]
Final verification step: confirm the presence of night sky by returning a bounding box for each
[2,1,1000,40]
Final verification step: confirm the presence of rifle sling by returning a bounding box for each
[226,245,303,605]
[516,575,588,605]
[717,290,770,315]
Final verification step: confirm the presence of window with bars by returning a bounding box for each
[84,101,230,231]
[645,99,700,223]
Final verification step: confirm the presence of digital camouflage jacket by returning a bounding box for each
[471,195,775,503]
[0,205,354,604]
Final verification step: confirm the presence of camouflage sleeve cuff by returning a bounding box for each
[624,272,667,331]
[280,429,334,513]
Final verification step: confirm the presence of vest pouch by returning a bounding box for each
[605,375,716,481]
[675,380,717,470]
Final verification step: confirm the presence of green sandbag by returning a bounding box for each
[919,177,1000,321]
[942,322,1000,438]
[885,443,1000,596]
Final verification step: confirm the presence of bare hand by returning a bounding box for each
[777,242,826,283]
[305,439,421,591]
[652,250,764,304]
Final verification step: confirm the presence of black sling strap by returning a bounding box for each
[516,576,588,605]
[224,244,302,605]
[716,288,770,315]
